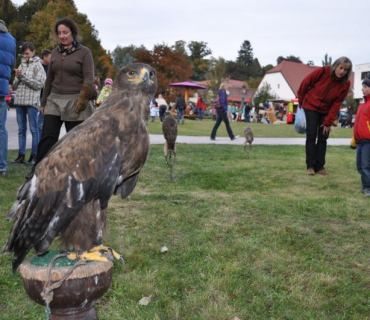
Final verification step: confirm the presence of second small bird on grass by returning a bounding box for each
[162,111,178,180]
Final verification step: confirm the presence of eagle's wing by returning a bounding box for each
[2,111,148,271]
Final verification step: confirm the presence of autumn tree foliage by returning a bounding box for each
[135,44,192,101]
[6,0,115,83]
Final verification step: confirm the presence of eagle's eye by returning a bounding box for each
[127,70,136,77]
[149,71,155,78]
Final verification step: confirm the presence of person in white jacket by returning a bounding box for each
[150,99,158,122]
[156,94,168,123]
[12,42,46,165]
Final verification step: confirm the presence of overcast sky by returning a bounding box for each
[12,0,369,67]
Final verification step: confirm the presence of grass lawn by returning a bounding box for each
[147,118,354,139]
[0,145,368,319]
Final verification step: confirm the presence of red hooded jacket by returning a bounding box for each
[354,95,370,141]
[298,66,350,127]
[196,97,206,111]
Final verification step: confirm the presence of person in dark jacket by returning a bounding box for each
[298,57,352,176]
[244,104,251,123]
[354,76,370,196]
[346,105,354,128]
[210,83,238,141]
[0,20,16,176]
[175,93,186,124]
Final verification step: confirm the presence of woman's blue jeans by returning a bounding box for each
[198,109,204,120]
[16,105,39,155]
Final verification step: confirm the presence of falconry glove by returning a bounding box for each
[74,83,97,114]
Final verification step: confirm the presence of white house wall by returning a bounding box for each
[257,73,296,100]
[354,63,370,99]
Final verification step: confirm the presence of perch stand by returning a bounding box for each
[19,254,113,320]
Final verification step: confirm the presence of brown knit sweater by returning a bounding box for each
[41,44,94,106]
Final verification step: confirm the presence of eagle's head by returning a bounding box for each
[115,63,157,97]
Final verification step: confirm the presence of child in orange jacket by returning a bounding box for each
[353,75,370,196]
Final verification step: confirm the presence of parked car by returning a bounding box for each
[338,110,351,128]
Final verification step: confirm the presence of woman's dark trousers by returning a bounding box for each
[159,105,166,122]
[211,111,235,139]
[304,109,329,171]
[34,115,82,168]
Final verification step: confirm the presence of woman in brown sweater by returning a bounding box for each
[35,18,95,167]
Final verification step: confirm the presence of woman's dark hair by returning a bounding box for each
[54,18,80,41]
[20,42,35,53]
[330,57,352,83]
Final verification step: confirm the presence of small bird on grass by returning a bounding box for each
[243,126,254,159]
[162,111,177,181]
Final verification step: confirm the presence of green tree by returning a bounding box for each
[277,55,302,64]
[111,44,146,69]
[0,0,20,25]
[237,40,253,67]
[248,58,263,78]
[225,61,248,81]
[253,82,277,108]
[262,64,274,74]
[172,40,187,55]
[247,77,262,89]
[206,57,227,101]
[1,0,24,52]
[187,41,212,81]
[322,53,332,66]
[18,0,50,23]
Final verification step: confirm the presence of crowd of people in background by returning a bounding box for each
[0,18,367,195]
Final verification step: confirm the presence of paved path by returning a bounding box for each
[6,108,351,150]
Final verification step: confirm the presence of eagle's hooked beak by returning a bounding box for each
[140,68,150,85]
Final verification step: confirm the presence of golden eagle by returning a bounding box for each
[162,111,177,180]
[1,63,157,271]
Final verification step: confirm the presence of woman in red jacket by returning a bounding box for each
[298,57,352,176]
[354,76,370,196]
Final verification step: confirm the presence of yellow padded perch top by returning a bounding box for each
[20,257,113,282]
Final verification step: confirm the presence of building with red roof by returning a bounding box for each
[256,60,354,102]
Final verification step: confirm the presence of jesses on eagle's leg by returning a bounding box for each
[60,201,123,262]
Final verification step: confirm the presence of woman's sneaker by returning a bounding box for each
[364,189,370,197]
